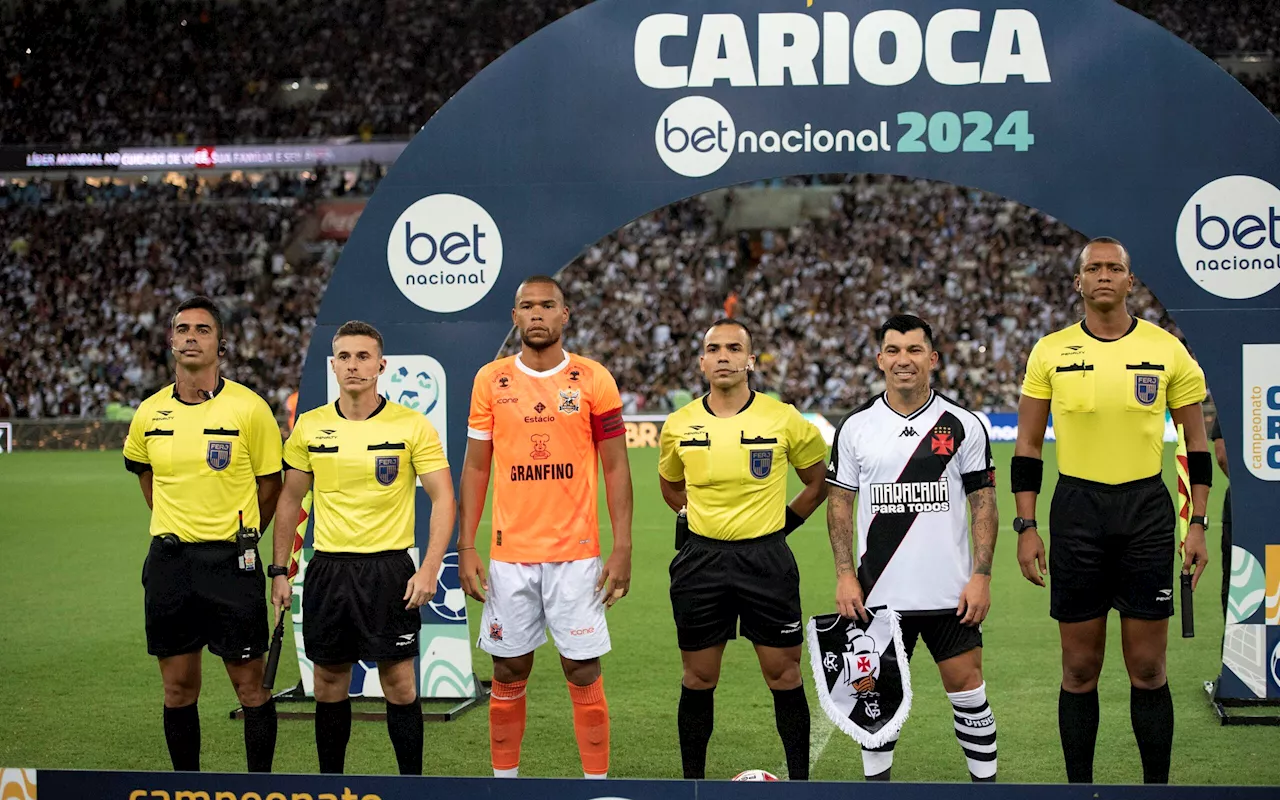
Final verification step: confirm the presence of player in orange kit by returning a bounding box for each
[457,275,634,779]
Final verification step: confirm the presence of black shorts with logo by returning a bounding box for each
[303,550,419,666]
[1049,474,1175,623]
[669,530,802,651]
[899,612,983,663]
[142,537,268,660]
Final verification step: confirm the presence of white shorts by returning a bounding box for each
[477,557,611,661]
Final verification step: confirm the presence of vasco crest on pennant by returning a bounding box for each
[206,441,231,471]
[750,449,773,479]
[1134,374,1159,406]
[807,608,912,749]
[375,455,399,486]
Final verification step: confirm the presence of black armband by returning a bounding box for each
[1188,450,1213,488]
[962,468,996,494]
[1010,456,1043,494]
[124,456,152,476]
[782,507,806,535]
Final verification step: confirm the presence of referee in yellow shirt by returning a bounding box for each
[274,321,455,775]
[1013,238,1211,785]
[658,319,829,780]
[123,296,283,773]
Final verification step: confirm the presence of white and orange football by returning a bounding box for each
[732,770,780,782]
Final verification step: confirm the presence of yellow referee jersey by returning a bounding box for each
[284,398,449,553]
[123,378,283,543]
[1022,318,1207,485]
[659,392,827,540]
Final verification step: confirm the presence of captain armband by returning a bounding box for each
[1009,456,1043,494]
[1188,451,1213,488]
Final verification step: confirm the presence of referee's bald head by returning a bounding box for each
[1075,237,1131,274]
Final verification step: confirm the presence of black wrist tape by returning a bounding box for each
[782,507,805,535]
[1188,450,1213,488]
[1010,455,1043,494]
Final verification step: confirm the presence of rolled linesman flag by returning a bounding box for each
[1175,424,1195,638]
[806,609,912,749]
[263,489,313,690]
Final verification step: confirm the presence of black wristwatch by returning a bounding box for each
[1189,515,1209,529]
[267,565,289,579]
[1013,517,1038,534]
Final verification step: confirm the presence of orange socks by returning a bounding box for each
[568,676,610,778]
[489,679,528,774]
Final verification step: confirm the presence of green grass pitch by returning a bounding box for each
[0,443,1271,784]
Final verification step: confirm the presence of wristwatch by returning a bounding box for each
[1189,515,1209,529]
[267,565,289,579]
[1013,517,1038,533]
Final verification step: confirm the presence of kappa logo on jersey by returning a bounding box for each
[375,456,399,486]
[558,388,581,414]
[869,479,950,514]
[206,441,231,471]
[900,426,918,437]
[931,425,955,455]
[1134,374,1159,406]
[750,448,773,479]
[530,434,551,460]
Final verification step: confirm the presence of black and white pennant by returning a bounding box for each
[807,608,912,749]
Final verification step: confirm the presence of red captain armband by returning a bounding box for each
[592,408,626,442]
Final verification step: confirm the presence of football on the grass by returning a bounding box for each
[732,770,780,781]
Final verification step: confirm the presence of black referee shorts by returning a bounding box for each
[669,530,802,651]
[141,537,268,661]
[899,613,983,663]
[303,550,419,666]
[1049,474,1175,623]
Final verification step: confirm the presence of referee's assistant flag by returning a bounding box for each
[807,610,911,749]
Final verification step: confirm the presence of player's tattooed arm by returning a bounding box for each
[968,486,998,577]
[826,485,857,576]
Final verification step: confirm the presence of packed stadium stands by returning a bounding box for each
[1,0,1276,421]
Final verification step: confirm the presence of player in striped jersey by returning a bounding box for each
[826,315,1000,782]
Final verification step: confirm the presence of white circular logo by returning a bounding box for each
[387,193,503,313]
[655,96,735,178]
[1176,175,1280,300]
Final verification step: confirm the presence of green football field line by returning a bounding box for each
[0,445,1271,783]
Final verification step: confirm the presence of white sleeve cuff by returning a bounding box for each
[467,427,493,441]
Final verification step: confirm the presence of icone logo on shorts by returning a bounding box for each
[1176,176,1280,300]
[386,193,504,313]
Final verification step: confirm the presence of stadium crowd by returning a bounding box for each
[0,0,1270,419]
[0,0,1278,149]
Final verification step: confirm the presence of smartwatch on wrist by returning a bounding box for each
[1189,515,1209,529]
[1013,517,1038,534]
[267,565,289,579]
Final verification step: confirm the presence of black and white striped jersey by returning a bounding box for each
[826,391,994,613]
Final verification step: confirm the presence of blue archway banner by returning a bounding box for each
[296,0,1280,706]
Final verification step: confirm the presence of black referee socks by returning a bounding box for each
[678,685,715,779]
[162,701,201,772]
[315,698,352,774]
[771,686,810,780]
[1130,683,1173,784]
[386,698,424,775]
[1058,687,1099,783]
[242,698,277,773]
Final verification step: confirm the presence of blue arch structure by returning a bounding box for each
[297,0,1280,710]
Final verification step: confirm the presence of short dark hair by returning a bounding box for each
[172,296,223,340]
[333,320,384,355]
[877,314,934,348]
[707,318,753,350]
[516,275,565,303]
[1075,237,1130,273]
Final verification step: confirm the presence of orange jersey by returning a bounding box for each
[468,353,624,563]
